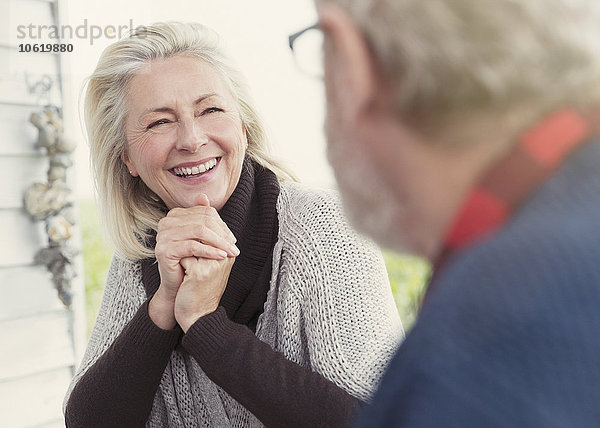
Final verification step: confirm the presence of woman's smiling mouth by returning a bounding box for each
[171,157,220,178]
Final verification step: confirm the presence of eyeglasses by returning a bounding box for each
[288,22,324,79]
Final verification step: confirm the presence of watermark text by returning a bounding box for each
[16,19,144,45]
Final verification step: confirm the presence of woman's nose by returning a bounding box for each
[176,118,208,152]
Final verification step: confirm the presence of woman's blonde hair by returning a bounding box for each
[85,22,294,260]
[316,0,600,141]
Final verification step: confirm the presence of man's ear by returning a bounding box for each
[318,3,380,123]
[121,151,138,177]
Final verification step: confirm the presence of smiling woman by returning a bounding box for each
[122,56,247,211]
[63,22,403,427]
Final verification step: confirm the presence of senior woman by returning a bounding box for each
[64,22,402,427]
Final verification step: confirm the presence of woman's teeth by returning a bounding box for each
[173,158,218,177]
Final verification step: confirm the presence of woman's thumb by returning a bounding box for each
[196,193,210,207]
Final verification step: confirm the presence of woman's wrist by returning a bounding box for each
[179,316,199,334]
[179,308,215,333]
[149,287,177,330]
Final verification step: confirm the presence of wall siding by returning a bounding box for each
[0,265,63,321]
[0,209,47,268]
[0,311,74,382]
[0,105,40,155]
[0,0,84,427]
[0,156,49,208]
[0,368,73,427]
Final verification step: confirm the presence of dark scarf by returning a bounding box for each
[141,157,280,332]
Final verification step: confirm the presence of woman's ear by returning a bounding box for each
[242,122,248,149]
[121,151,138,177]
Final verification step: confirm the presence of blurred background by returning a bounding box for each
[0,0,428,426]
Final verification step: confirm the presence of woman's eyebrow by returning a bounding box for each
[140,93,219,116]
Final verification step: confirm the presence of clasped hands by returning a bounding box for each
[149,194,239,332]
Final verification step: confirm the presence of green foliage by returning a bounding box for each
[79,198,431,336]
[383,251,431,331]
[79,199,113,337]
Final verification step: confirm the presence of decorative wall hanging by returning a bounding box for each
[24,104,78,307]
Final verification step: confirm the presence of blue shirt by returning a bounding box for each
[359,140,600,427]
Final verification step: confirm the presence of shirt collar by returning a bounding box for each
[436,109,596,272]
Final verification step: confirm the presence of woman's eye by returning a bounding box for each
[147,119,170,130]
[202,107,223,115]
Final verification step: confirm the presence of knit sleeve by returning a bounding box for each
[63,256,181,427]
[280,185,404,402]
[182,307,363,427]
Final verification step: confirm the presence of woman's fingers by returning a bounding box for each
[162,206,237,245]
[157,221,239,257]
[192,193,235,244]
[195,193,210,207]
[179,256,196,271]
[155,202,238,299]
[157,239,229,262]
[194,226,240,257]
[155,241,229,305]
[175,256,236,332]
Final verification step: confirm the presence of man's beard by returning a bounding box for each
[326,119,410,254]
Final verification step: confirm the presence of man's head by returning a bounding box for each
[315,0,600,258]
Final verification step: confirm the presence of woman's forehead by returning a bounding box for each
[127,56,235,112]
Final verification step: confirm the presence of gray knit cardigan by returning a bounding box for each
[65,181,404,427]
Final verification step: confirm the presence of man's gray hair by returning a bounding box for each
[317,0,600,140]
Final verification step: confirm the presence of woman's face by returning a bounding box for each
[122,55,247,211]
